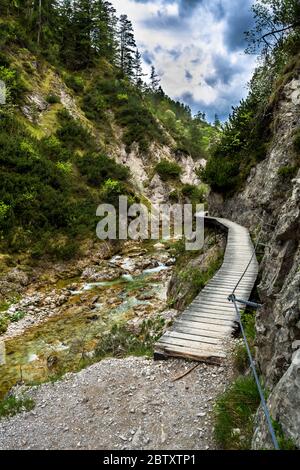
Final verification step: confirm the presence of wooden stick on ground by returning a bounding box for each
[172,363,200,382]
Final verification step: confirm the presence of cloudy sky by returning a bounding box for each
[113,0,257,121]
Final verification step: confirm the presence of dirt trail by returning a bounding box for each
[0,355,234,450]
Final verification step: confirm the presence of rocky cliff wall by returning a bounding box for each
[209,73,300,449]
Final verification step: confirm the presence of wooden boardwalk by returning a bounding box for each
[155,216,259,364]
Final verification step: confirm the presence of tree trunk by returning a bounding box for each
[37,0,42,46]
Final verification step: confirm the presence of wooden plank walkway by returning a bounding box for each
[155,216,259,364]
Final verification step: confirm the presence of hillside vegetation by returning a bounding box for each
[201,0,300,194]
[0,0,218,260]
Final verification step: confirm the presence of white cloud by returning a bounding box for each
[112,0,257,120]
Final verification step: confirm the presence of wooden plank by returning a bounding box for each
[186,308,235,318]
[194,294,233,302]
[201,288,252,297]
[190,301,235,311]
[163,331,220,345]
[175,319,232,333]
[155,345,225,364]
[186,303,236,318]
[188,303,235,311]
[179,316,234,328]
[182,313,235,324]
[156,337,223,354]
[186,310,235,319]
[172,325,227,339]
[155,215,259,363]
[207,280,253,287]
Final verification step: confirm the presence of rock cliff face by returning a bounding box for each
[114,142,204,204]
[209,73,300,448]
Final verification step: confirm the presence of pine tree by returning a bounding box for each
[24,0,60,49]
[195,111,206,122]
[92,0,118,62]
[214,114,221,128]
[59,0,77,68]
[118,14,136,78]
[132,49,145,87]
[72,0,94,69]
[150,65,160,91]
[0,0,25,17]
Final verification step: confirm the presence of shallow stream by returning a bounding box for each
[0,259,170,398]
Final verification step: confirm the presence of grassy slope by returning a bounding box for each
[0,38,220,261]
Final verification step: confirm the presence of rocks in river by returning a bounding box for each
[47,355,59,369]
[165,257,176,267]
[137,292,154,301]
[2,289,72,340]
[81,266,124,282]
[159,309,179,324]
[6,268,30,287]
[153,242,165,250]
[108,253,172,275]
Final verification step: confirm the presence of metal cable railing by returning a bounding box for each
[228,221,280,450]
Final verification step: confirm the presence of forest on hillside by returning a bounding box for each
[0,0,218,259]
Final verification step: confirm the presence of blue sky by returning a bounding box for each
[113,0,257,121]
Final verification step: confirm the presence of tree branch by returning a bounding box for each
[260,22,300,42]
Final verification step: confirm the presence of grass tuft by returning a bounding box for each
[214,376,260,450]
[95,317,165,359]
[0,395,35,419]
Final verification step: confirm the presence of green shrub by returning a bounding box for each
[200,155,240,193]
[116,98,166,153]
[47,239,80,261]
[201,97,268,194]
[40,135,71,162]
[0,201,11,228]
[272,420,297,450]
[233,310,255,373]
[233,343,250,374]
[293,130,300,153]
[179,255,222,304]
[181,184,205,202]
[170,251,224,310]
[0,314,9,334]
[46,94,60,104]
[155,159,182,181]
[0,302,10,313]
[0,66,18,102]
[101,178,124,206]
[169,189,180,202]
[0,52,10,68]
[76,153,129,187]
[278,165,298,179]
[64,74,85,93]
[0,111,98,254]
[0,395,35,418]
[10,311,26,322]
[214,376,261,449]
[241,310,256,340]
[23,61,35,75]
[95,317,165,359]
[56,110,92,151]
[82,88,106,122]
[0,20,27,49]
[56,161,73,175]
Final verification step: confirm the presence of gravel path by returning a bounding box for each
[0,356,234,450]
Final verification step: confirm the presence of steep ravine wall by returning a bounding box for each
[208,75,300,448]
